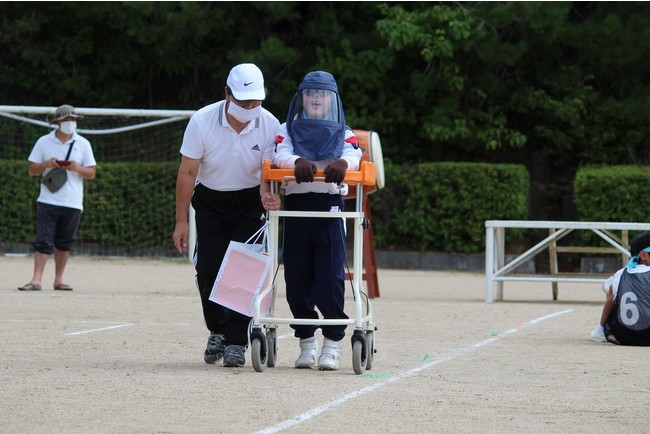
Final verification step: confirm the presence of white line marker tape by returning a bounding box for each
[255,308,574,434]
[66,323,134,336]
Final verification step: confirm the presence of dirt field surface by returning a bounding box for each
[2,254,649,434]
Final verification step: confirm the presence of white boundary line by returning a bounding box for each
[66,323,134,336]
[1,319,291,337]
[1,319,136,335]
[255,308,574,434]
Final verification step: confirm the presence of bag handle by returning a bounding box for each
[63,140,75,161]
[245,217,269,246]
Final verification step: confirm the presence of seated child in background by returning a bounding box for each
[590,231,650,345]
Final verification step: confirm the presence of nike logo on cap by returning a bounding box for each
[244,82,254,86]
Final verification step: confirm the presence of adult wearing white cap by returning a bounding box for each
[19,104,96,292]
[173,63,281,367]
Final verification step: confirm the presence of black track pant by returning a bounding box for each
[192,183,265,347]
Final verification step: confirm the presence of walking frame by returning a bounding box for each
[249,160,377,374]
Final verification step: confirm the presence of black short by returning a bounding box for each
[32,203,81,254]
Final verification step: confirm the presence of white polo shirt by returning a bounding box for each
[180,100,280,191]
[28,130,96,211]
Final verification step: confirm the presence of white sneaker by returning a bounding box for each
[318,337,342,371]
[295,337,319,369]
[590,328,606,342]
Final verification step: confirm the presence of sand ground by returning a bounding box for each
[1,254,648,434]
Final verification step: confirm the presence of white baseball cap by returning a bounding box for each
[226,63,266,101]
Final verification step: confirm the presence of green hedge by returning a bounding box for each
[2,159,529,256]
[2,160,42,244]
[80,162,177,252]
[574,165,650,222]
[368,162,529,253]
[1,160,179,256]
[571,165,650,249]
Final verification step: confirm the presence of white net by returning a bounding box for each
[0,106,193,162]
[0,106,194,258]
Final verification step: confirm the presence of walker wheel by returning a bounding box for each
[266,329,277,368]
[365,330,375,371]
[251,335,267,372]
[352,340,367,374]
[351,331,368,375]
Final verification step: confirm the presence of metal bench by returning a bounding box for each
[485,220,650,302]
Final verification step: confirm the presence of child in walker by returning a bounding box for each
[273,71,362,370]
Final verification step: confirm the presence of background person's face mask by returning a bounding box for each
[59,121,77,135]
[227,101,261,123]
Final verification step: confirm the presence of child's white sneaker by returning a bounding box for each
[590,328,606,342]
[318,337,342,371]
[295,337,319,369]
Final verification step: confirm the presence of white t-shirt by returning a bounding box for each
[603,264,650,297]
[180,100,280,191]
[28,131,96,211]
[272,123,361,195]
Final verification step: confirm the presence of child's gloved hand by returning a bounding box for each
[294,158,317,183]
[324,159,348,184]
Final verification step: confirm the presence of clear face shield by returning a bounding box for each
[293,89,340,122]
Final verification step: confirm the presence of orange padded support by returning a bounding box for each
[344,130,378,198]
[263,160,376,186]
[263,158,380,299]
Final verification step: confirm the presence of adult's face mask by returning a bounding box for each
[59,121,77,135]
[227,101,261,123]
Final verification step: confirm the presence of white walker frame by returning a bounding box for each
[485,220,650,302]
[248,160,377,374]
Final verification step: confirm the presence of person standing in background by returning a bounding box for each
[19,104,96,292]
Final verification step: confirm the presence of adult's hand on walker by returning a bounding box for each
[262,192,281,211]
[324,158,348,184]
[294,158,317,183]
[173,222,189,253]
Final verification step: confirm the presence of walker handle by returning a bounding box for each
[263,160,376,186]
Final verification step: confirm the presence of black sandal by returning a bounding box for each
[18,283,42,291]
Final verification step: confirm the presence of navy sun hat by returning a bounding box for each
[286,71,346,161]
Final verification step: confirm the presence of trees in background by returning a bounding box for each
[2,1,650,219]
